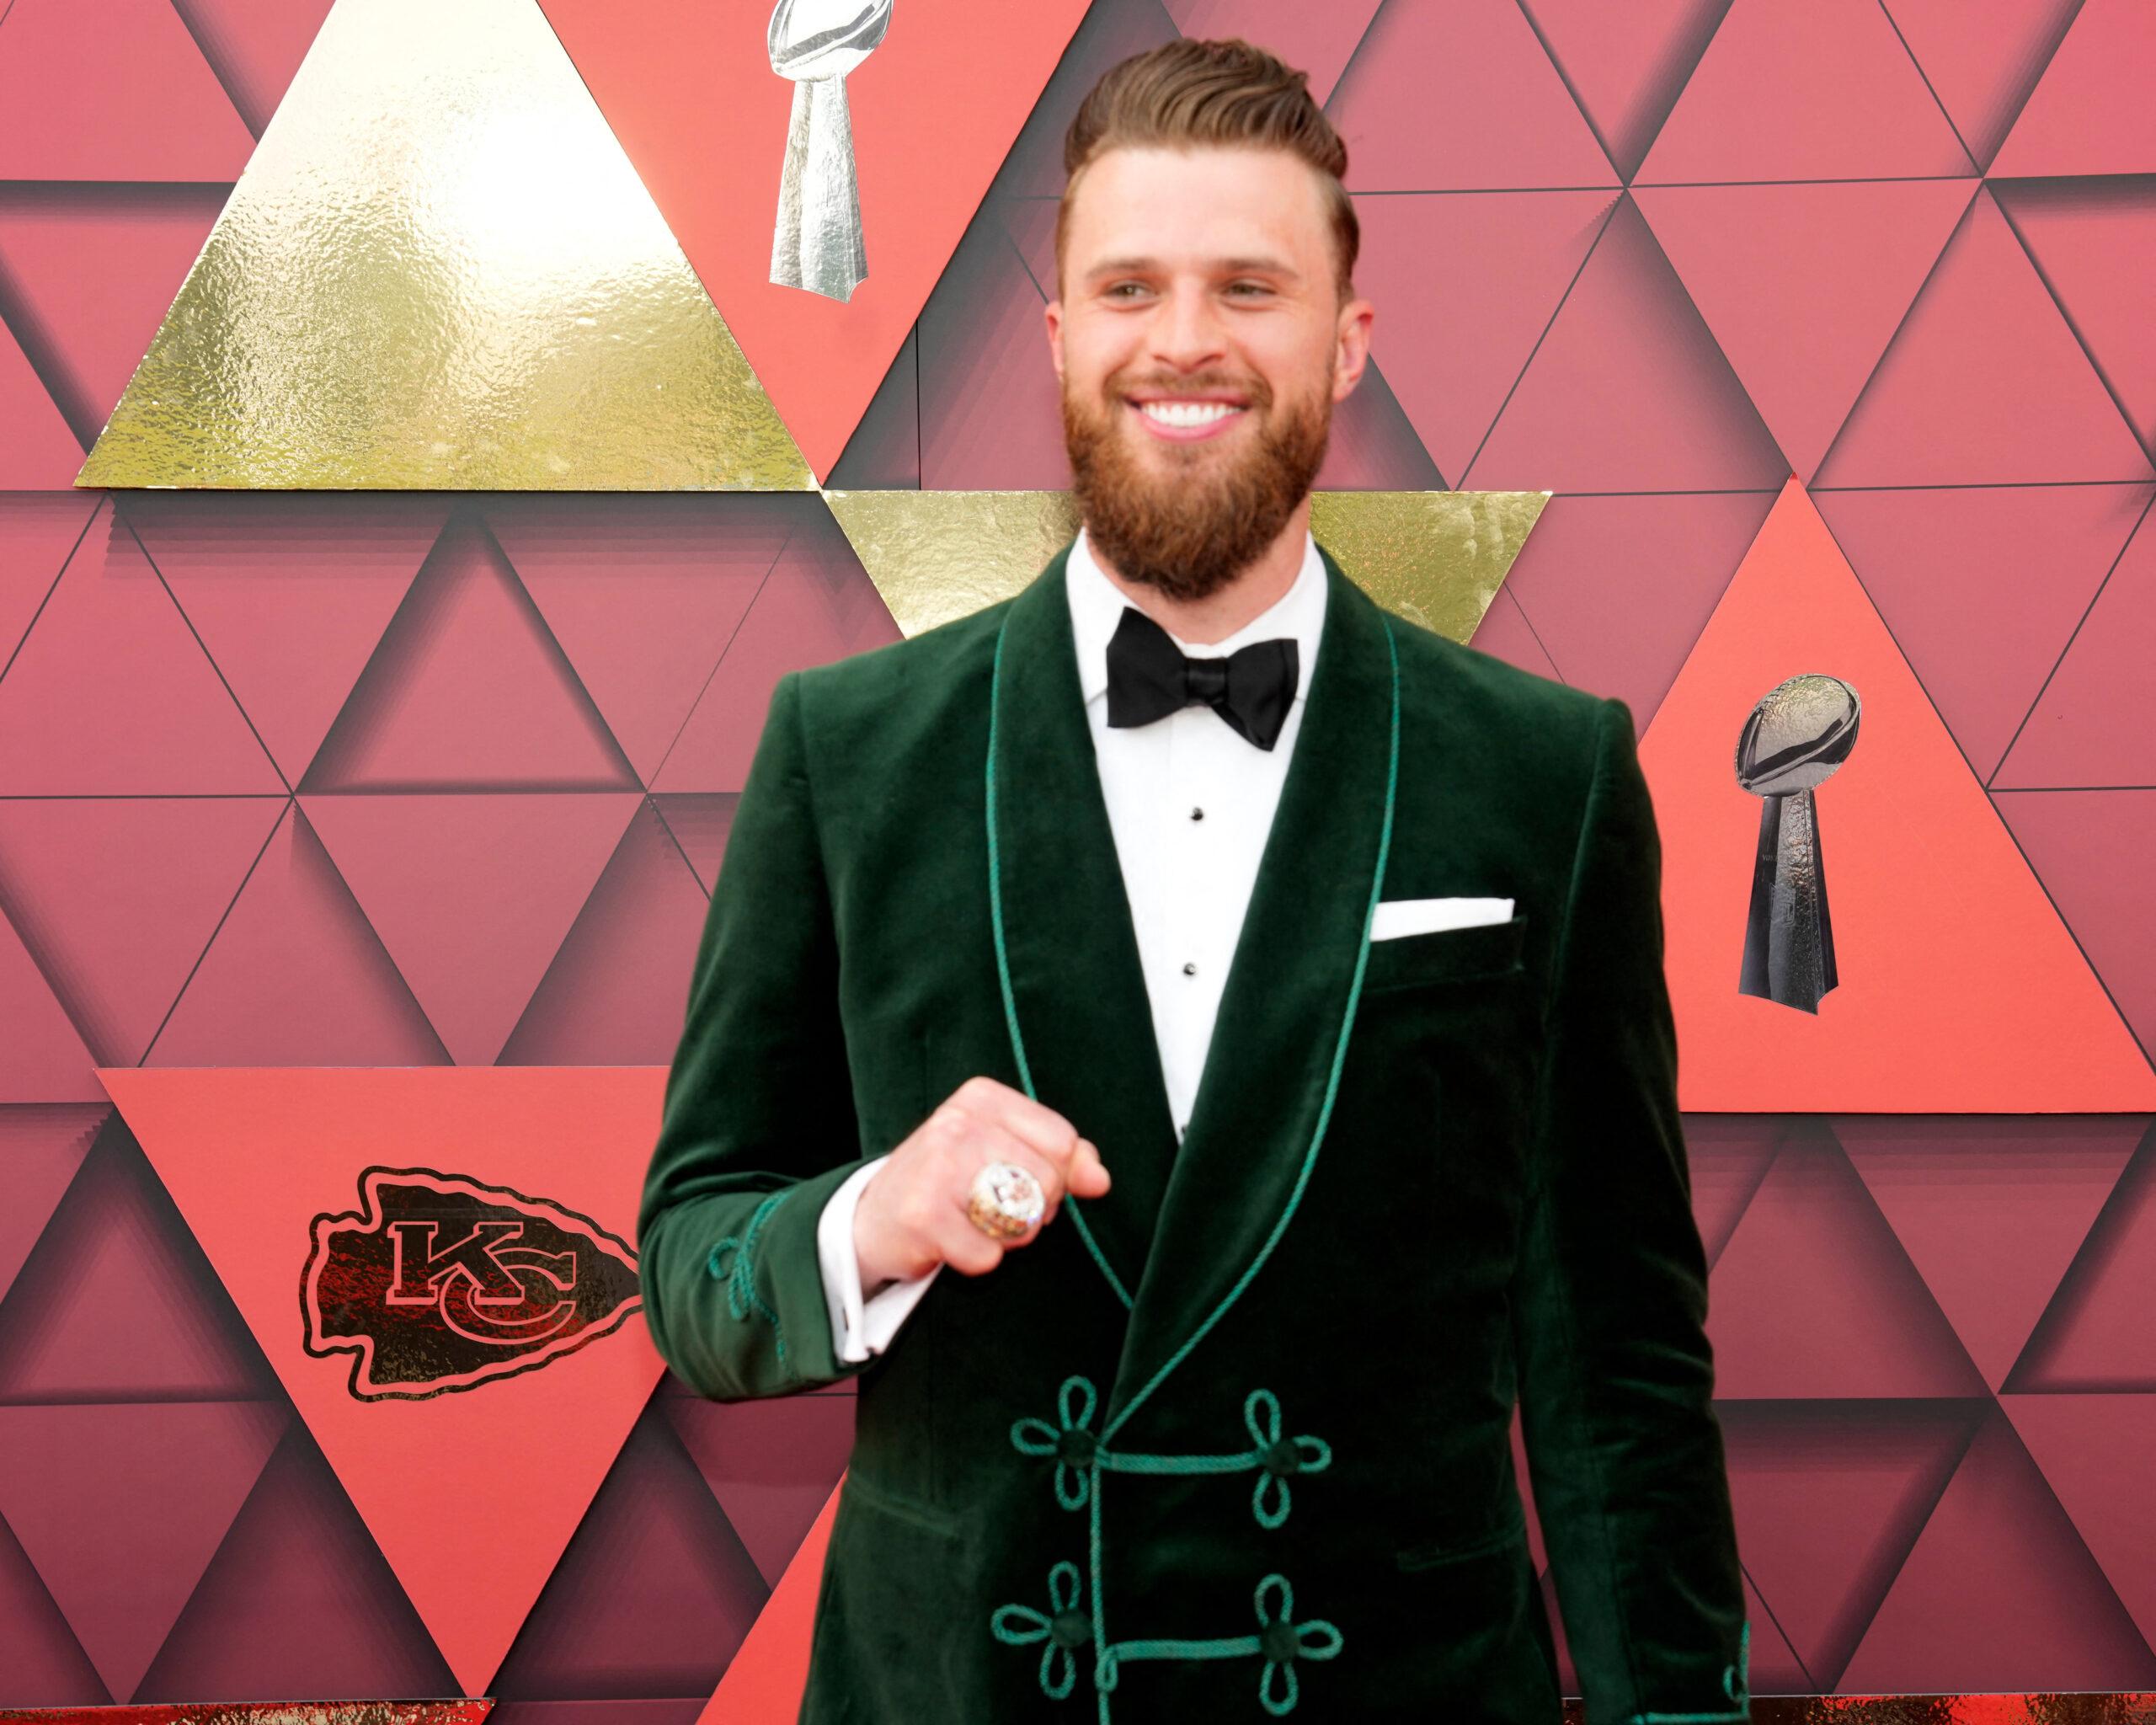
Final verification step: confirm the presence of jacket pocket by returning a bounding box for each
[1361,912,1529,996]
[802,1467,982,1722]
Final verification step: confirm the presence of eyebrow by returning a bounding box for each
[1083,255,1304,283]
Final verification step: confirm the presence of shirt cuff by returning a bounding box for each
[818,1153,942,1365]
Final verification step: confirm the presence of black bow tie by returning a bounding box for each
[1104,605,1299,751]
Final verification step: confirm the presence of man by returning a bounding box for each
[639,37,1750,1723]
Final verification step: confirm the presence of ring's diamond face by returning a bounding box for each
[979,1162,1045,1226]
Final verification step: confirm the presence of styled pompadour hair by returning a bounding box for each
[1056,37,1359,301]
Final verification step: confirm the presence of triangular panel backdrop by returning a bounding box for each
[0,0,2151,1711]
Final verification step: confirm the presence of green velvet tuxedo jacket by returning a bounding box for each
[638,543,1752,1723]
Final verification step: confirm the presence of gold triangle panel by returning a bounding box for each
[77,0,810,491]
[827,491,1550,642]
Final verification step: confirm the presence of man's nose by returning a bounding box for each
[1148,283,1228,371]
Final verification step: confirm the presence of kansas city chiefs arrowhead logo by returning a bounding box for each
[304,1167,642,1400]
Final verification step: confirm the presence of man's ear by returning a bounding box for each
[1044,297,1065,384]
[1331,294,1374,403]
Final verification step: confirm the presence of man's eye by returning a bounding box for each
[1225,280,1274,298]
[1105,282,1150,299]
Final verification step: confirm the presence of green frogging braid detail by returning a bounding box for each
[1011,1373,1102,1510]
[985,606,1400,1722]
[1013,1378,1331,1530]
[704,1188,792,1364]
[990,1560,1091,1701]
[1101,1572,1342,1717]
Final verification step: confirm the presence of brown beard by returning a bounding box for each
[1063,363,1332,604]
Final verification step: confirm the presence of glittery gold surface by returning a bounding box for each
[77,0,810,491]
[1308,489,1549,644]
[828,490,1549,642]
[824,490,1081,636]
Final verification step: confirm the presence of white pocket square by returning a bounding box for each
[1370,895,1515,941]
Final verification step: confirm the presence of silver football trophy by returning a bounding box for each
[769,0,893,302]
[1736,673,1860,1013]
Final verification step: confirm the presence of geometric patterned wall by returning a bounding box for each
[2,0,2152,1713]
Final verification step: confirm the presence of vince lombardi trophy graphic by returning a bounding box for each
[1736,673,1860,1013]
[769,0,893,302]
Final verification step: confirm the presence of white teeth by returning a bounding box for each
[1139,400,1241,429]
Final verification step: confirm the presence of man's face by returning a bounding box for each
[1047,145,1373,603]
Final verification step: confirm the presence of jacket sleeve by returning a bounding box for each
[636,670,884,1400]
[1508,695,1752,1724]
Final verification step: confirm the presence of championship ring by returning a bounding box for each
[966,1161,1045,1241]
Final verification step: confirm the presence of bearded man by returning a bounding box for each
[638,37,1750,1725]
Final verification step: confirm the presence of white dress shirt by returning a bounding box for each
[816,526,1330,1363]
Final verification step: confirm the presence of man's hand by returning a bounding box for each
[853,1076,1112,1290]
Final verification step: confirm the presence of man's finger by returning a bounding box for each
[954,1077,1081,1167]
[1067,1137,1111,1197]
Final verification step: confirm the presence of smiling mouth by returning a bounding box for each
[1132,399,1247,432]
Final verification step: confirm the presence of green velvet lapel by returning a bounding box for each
[1101,546,1396,1434]
[990,542,1401,1434]
[990,546,1181,1306]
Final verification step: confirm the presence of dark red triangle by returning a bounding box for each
[493,1404,766,1701]
[0,1123,271,1403]
[0,492,101,671]
[1994,789,2156,1068]
[1514,0,1732,181]
[1465,196,1785,492]
[301,791,640,1065]
[1838,1115,2145,1391]
[0,317,87,489]
[1993,493,2156,789]
[163,0,336,137]
[1350,190,1616,485]
[1815,187,2152,488]
[649,797,737,899]
[1815,483,2143,782]
[0,796,283,1065]
[0,0,253,179]
[490,499,793,788]
[1636,179,1973,482]
[0,505,282,794]
[1990,0,2156,178]
[0,1104,104,1308]
[1996,179,2156,464]
[1637,0,1974,182]
[1883,0,2082,170]
[0,899,99,1104]
[654,508,899,795]
[1838,1405,2156,1690]
[2003,1391,2156,1658]
[0,1504,105,1704]
[1706,1124,1989,1400]
[123,492,448,787]
[0,184,232,446]
[1717,1398,1979,1690]
[666,1394,857,1592]
[2008,1124,2156,1392]
[499,800,710,1067]
[1330,0,1615,190]
[0,1401,285,1701]
[302,515,636,794]
[139,1421,456,1701]
[1496,489,1772,731]
[147,800,447,1068]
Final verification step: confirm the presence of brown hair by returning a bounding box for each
[1057,38,1358,302]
